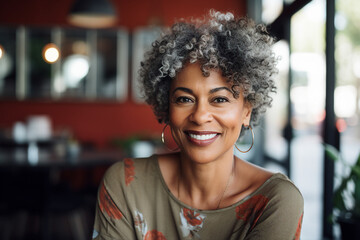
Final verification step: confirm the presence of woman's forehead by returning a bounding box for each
[173,63,227,85]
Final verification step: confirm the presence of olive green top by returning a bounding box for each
[93,155,304,240]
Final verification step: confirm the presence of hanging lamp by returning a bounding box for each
[68,0,117,28]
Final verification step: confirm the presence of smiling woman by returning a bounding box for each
[93,10,304,240]
[169,63,251,166]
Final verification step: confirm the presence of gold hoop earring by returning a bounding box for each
[235,125,254,153]
[161,124,179,151]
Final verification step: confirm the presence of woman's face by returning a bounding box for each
[169,63,252,164]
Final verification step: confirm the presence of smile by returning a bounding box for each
[185,131,219,146]
[188,133,217,140]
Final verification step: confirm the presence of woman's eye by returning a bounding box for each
[175,96,193,103]
[213,97,229,103]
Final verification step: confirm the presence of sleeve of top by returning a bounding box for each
[92,161,136,240]
[244,177,304,240]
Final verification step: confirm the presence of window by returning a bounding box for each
[0,26,129,101]
[0,27,17,98]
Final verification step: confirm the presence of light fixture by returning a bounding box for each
[68,0,117,28]
[42,43,60,63]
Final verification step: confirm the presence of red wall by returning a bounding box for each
[0,0,246,148]
[0,0,246,29]
[0,100,160,148]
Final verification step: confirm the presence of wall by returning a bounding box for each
[0,0,246,29]
[0,100,159,148]
[0,0,246,148]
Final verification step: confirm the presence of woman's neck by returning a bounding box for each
[177,151,236,210]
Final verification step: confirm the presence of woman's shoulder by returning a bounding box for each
[102,155,158,188]
[237,159,303,203]
[266,173,302,195]
[258,172,304,207]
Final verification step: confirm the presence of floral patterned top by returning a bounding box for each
[93,155,304,240]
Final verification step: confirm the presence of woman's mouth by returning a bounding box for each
[188,133,217,140]
[185,131,219,146]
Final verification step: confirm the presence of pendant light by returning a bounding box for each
[68,0,117,28]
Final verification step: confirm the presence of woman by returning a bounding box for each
[93,10,303,240]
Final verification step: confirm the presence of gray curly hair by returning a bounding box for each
[139,10,277,126]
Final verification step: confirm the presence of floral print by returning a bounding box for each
[98,182,123,219]
[134,210,166,240]
[294,213,303,240]
[124,158,135,186]
[92,229,99,239]
[144,230,167,240]
[180,208,206,239]
[134,210,148,237]
[235,195,269,229]
[93,157,303,240]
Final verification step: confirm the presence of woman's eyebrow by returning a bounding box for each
[209,87,232,94]
[172,87,193,95]
[172,86,232,95]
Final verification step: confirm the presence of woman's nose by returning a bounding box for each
[189,101,213,125]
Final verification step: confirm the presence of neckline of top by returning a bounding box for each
[151,154,286,214]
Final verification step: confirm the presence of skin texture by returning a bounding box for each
[158,63,273,210]
[169,63,251,165]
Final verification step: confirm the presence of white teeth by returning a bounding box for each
[189,133,217,140]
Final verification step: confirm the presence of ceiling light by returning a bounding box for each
[68,0,117,28]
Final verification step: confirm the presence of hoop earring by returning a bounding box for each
[161,124,179,151]
[235,125,254,153]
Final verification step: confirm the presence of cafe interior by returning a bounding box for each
[0,0,359,239]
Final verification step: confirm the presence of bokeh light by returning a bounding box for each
[62,54,89,88]
[42,43,60,63]
[335,85,357,118]
[0,45,4,59]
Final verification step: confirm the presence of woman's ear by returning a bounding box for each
[242,103,252,126]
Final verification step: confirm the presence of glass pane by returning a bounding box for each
[290,0,326,239]
[262,0,283,24]
[335,0,360,237]
[335,0,360,163]
[28,28,52,98]
[264,40,289,172]
[96,30,129,100]
[132,27,163,103]
[55,29,89,98]
[0,27,17,98]
[97,30,117,99]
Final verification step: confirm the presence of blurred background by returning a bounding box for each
[0,0,359,239]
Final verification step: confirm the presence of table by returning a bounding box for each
[0,140,123,240]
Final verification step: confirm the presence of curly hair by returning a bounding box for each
[139,10,278,126]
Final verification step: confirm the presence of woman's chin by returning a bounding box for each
[180,147,229,165]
